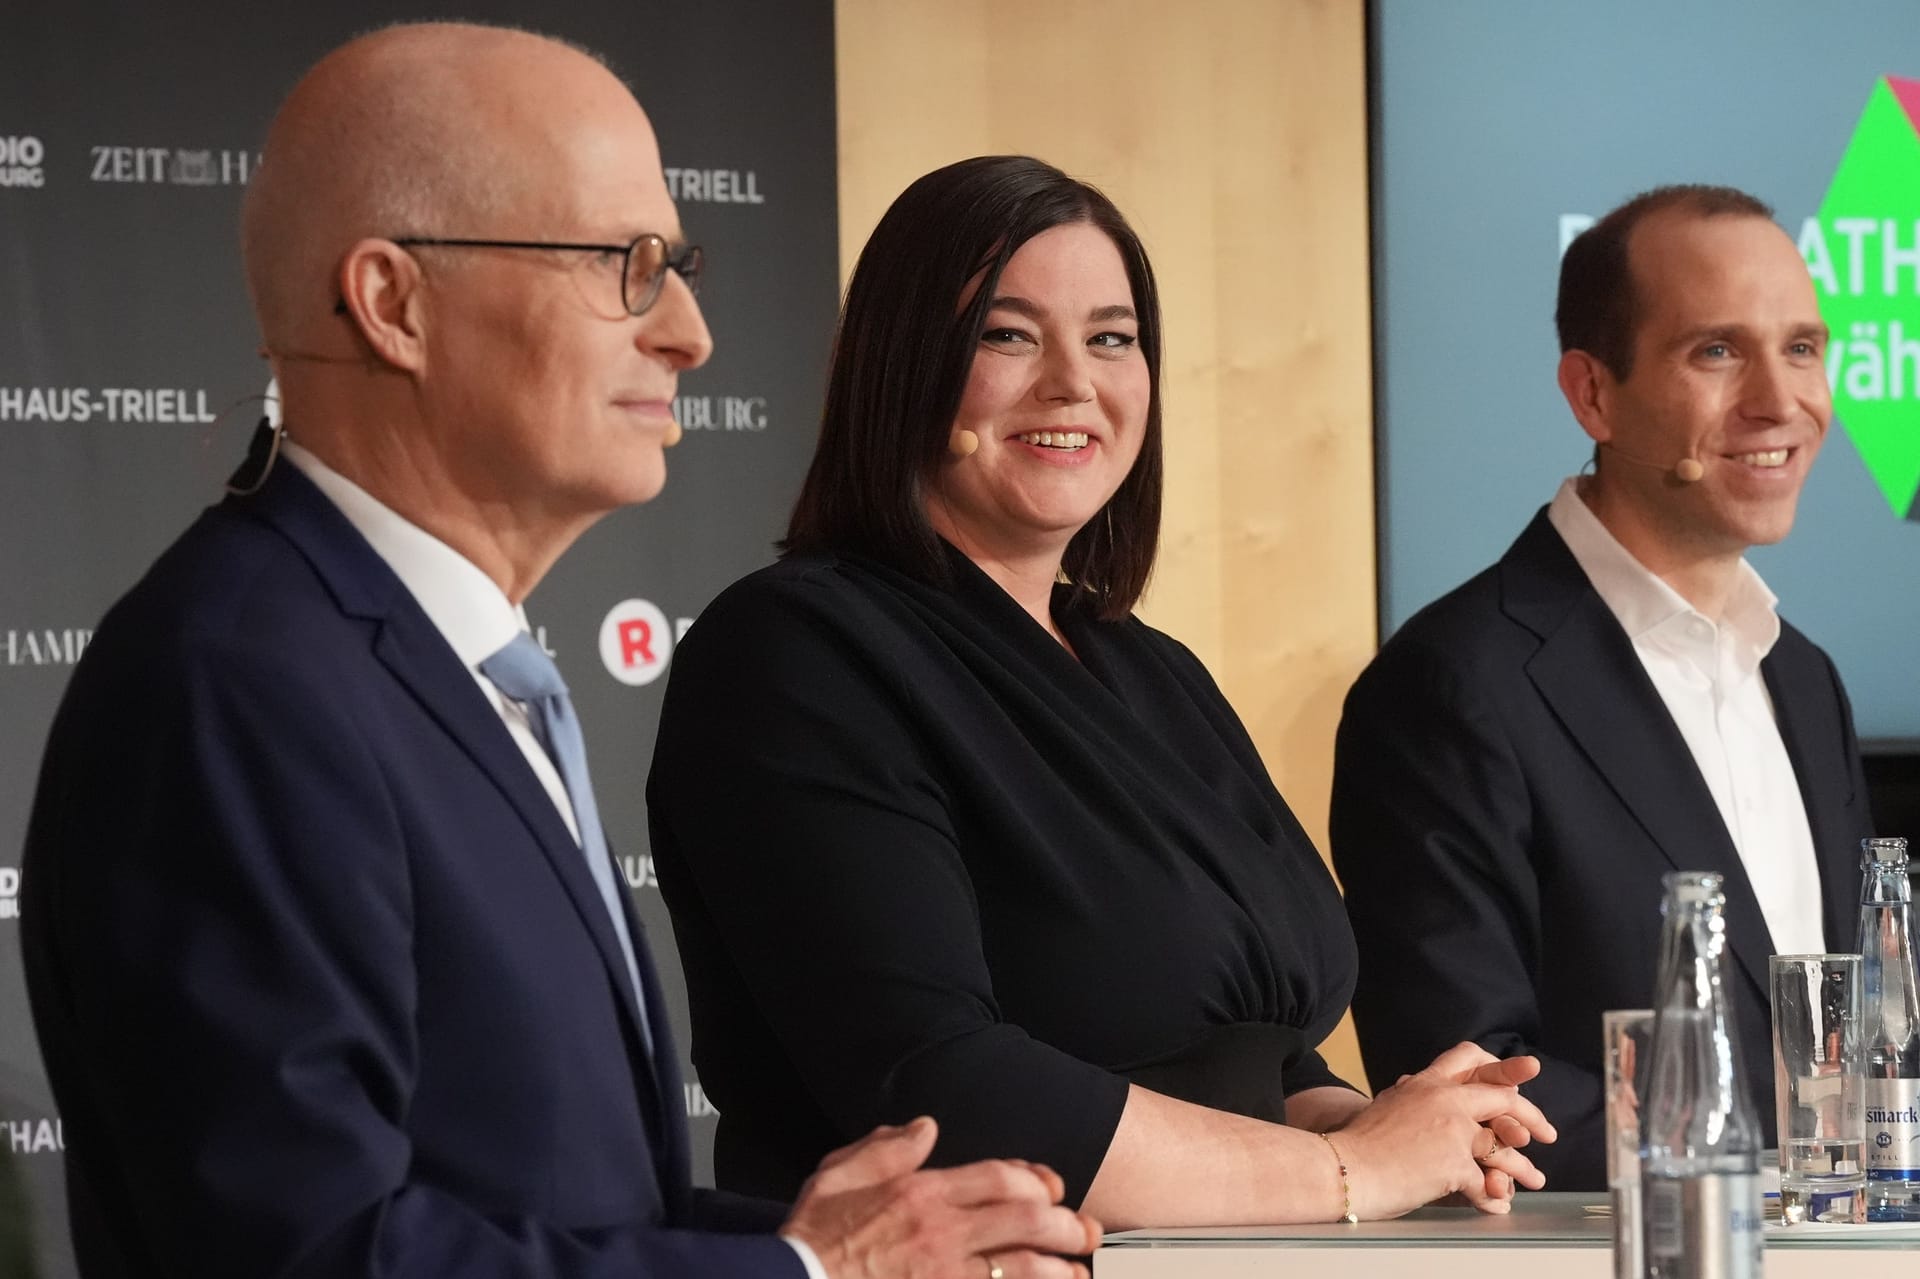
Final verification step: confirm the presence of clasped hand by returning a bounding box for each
[1331,1042,1557,1219]
[782,1115,1102,1279]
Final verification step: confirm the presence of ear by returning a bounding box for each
[336,239,429,373]
[1556,349,1614,446]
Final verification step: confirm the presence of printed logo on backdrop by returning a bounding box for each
[598,598,695,687]
[593,597,690,896]
[89,144,261,186]
[1805,74,1920,521]
[1,1115,61,1155]
[665,167,764,205]
[619,851,659,892]
[0,135,45,188]
[673,393,768,433]
[1559,75,1920,522]
[0,865,18,921]
[4,629,91,668]
[0,386,218,424]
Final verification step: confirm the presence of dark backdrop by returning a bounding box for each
[0,4,838,1272]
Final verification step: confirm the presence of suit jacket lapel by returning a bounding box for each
[232,466,661,1081]
[371,614,658,1027]
[1764,651,1860,948]
[1504,512,1774,1002]
[616,887,689,1198]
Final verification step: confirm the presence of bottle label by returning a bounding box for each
[1865,1078,1920,1174]
[1647,1176,1681,1260]
[1644,1172,1761,1278]
[1729,1173,1765,1279]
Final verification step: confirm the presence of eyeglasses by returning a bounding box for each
[391,233,704,317]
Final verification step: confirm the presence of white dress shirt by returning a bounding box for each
[1548,477,1825,956]
[282,443,827,1279]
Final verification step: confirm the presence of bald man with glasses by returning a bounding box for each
[22,23,1097,1279]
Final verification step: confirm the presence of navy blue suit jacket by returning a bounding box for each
[21,464,802,1278]
[1330,511,1870,1191]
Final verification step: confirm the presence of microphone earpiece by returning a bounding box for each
[949,429,980,458]
[225,417,286,497]
[1599,441,1703,485]
[662,420,683,449]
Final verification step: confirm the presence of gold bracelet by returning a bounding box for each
[1318,1132,1358,1224]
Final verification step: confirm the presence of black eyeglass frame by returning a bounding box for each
[386,233,704,317]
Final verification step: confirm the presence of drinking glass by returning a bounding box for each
[1771,953,1866,1225]
[1604,1008,1655,1277]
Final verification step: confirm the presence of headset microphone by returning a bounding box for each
[949,429,980,458]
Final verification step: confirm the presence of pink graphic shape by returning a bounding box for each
[1889,75,1920,138]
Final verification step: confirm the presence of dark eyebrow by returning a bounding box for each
[986,296,1043,319]
[986,296,1137,324]
[1788,321,1831,345]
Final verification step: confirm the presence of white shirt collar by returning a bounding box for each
[282,440,527,667]
[1546,476,1780,672]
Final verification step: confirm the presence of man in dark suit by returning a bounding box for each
[1331,185,1872,1191]
[20,23,1098,1279]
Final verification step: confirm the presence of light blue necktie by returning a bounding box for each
[480,632,651,1055]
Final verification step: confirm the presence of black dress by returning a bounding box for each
[647,547,1358,1207]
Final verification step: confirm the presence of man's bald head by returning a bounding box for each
[241,23,644,352]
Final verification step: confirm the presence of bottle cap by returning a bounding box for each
[1661,870,1726,905]
[1862,837,1910,867]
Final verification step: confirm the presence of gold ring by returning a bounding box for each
[1481,1132,1502,1162]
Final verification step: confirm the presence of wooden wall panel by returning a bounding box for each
[836,0,1376,1089]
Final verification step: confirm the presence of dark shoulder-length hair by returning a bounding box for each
[783,155,1164,621]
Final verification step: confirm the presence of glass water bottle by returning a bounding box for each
[1858,836,1920,1222]
[1642,871,1765,1279]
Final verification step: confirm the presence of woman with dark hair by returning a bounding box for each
[648,156,1554,1229]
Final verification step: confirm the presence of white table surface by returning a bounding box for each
[1095,1192,1920,1277]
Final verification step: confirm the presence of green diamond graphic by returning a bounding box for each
[1813,75,1920,519]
